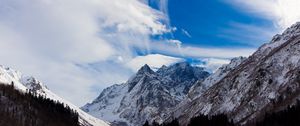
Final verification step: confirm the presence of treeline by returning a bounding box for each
[143,114,234,126]
[256,100,300,126]
[0,83,80,126]
[187,114,234,126]
[145,101,300,126]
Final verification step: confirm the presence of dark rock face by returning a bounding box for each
[157,62,210,94]
[82,62,210,126]
[22,77,45,93]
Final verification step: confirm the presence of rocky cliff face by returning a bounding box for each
[168,22,300,125]
[82,62,210,126]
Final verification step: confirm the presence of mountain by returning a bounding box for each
[82,62,210,126]
[0,65,109,126]
[166,22,300,125]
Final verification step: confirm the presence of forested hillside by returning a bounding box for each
[0,83,80,126]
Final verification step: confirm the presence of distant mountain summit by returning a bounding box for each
[82,62,210,126]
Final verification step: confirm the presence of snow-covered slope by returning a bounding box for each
[167,22,300,125]
[82,62,210,126]
[187,56,246,100]
[0,65,109,126]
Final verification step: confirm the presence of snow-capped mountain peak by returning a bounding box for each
[82,62,210,126]
[127,64,156,92]
[137,64,155,74]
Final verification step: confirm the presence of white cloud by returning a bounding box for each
[227,0,300,29]
[147,0,170,24]
[0,0,169,106]
[167,39,183,50]
[197,58,230,72]
[126,54,184,72]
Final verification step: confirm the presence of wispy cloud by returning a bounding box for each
[147,0,170,24]
[227,0,300,29]
[181,29,192,38]
[218,22,277,46]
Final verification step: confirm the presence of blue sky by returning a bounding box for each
[166,0,275,48]
[1,0,300,106]
[148,0,280,50]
